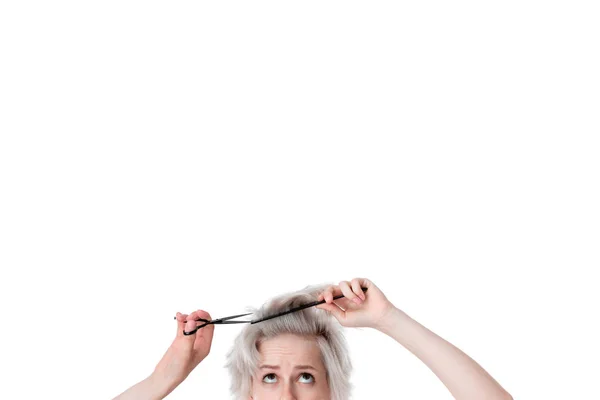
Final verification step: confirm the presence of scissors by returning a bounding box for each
[177,287,368,335]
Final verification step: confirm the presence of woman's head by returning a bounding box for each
[225,285,352,400]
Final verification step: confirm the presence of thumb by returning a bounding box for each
[175,312,189,336]
[175,311,199,346]
[316,303,345,321]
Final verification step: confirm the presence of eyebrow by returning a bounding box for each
[259,364,318,371]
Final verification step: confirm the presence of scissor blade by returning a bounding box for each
[218,320,253,324]
[220,312,253,320]
[212,312,254,323]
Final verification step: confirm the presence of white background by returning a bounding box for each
[1,1,599,399]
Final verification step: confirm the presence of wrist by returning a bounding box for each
[148,370,185,399]
[373,305,410,335]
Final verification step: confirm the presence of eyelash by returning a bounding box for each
[300,373,314,382]
[262,373,315,383]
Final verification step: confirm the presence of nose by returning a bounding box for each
[280,382,296,400]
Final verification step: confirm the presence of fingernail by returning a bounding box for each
[353,297,362,304]
[185,319,195,331]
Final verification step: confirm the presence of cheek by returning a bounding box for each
[312,379,331,400]
[316,380,331,395]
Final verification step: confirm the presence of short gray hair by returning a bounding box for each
[224,284,352,400]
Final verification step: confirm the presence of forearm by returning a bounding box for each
[112,372,182,400]
[376,307,512,400]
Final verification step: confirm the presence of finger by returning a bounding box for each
[331,296,352,310]
[319,286,337,304]
[175,312,189,337]
[318,289,328,302]
[339,281,362,305]
[351,278,366,301]
[183,310,199,336]
[357,277,374,291]
[193,310,214,345]
[316,302,345,321]
[319,286,333,303]
[332,299,348,311]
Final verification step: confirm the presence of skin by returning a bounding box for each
[113,277,513,400]
[249,334,330,400]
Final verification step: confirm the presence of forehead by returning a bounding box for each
[258,334,324,365]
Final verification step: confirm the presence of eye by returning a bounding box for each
[299,373,315,383]
[262,373,277,383]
